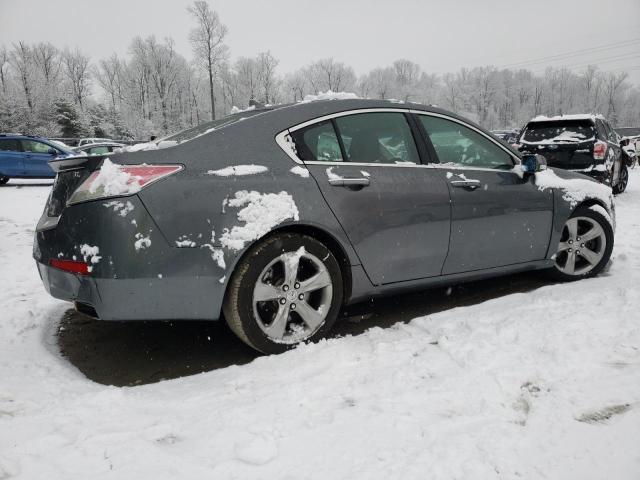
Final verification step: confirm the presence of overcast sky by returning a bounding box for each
[1,0,639,83]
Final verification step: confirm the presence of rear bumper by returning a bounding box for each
[36,260,223,321]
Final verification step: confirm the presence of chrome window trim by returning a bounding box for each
[275,107,522,170]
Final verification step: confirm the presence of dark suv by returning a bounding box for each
[518,114,628,194]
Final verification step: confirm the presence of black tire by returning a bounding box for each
[0,177,9,185]
[613,165,628,194]
[223,233,343,354]
[548,205,614,282]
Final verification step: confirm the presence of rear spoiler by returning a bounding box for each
[48,154,106,173]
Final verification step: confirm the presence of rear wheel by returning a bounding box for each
[613,165,628,194]
[223,233,343,354]
[549,206,613,281]
[0,177,9,185]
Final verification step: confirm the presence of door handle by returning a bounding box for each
[450,180,480,190]
[328,177,370,187]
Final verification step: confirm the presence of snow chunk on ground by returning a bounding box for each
[535,169,613,209]
[290,166,310,178]
[300,90,359,103]
[90,159,141,196]
[220,191,300,251]
[134,233,151,251]
[326,167,342,181]
[207,165,268,176]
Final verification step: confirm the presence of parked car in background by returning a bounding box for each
[491,129,520,144]
[34,99,616,354]
[518,114,629,194]
[0,134,74,184]
[73,142,125,156]
[77,137,113,147]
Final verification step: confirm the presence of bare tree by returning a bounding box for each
[33,42,60,84]
[62,48,91,108]
[9,42,35,111]
[305,58,355,93]
[235,56,259,101]
[603,72,629,125]
[96,53,124,110]
[0,46,8,95]
[188,0,228,120]
[146,37,181,132]
[257,51,278,104]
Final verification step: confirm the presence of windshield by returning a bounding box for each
[162,110,265,143]
[522,120,595,144]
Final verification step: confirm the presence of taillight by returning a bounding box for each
[67,159,182,205]
[50,259,90,275]
[593,141,607,160]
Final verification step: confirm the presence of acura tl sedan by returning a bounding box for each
[34,99,615,353]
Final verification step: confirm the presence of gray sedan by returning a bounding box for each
[34,99,615,353]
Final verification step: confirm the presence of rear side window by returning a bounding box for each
[291,120,343,162]
[522,121,595,144]
[419,115,513,169]
[334,112,419,164]
[0,139,20,152]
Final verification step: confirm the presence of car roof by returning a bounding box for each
[73,142,124,150]
[527,113,604,124]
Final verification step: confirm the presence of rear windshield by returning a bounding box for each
[522,120,595,143]
[162,110,264,143]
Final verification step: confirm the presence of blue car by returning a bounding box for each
[0,134,74,184]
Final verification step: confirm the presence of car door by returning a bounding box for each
[20,139,57,177]
[415,112,554,275]
[0,138,25,176]
[288,110,451,285]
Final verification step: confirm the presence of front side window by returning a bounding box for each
[334,112,419,164]
[0,139,20,152]
[21,140,54,154]
[291,120,343,162]
[419,115,513,169]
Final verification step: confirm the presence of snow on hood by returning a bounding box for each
[89,159,141,196]
[535,169,613,209]
[207,165,268,176]
[220,191,299,251]
[300,90,359,103]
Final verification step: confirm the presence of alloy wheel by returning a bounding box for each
[554,216,607,276]
[252,248,333,344]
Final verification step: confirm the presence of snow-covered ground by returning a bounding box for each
[1,174,639,479]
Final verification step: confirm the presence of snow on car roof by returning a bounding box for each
[529,113,605,123]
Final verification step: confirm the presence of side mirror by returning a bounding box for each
[521,154,547,173]
[47,148,58,156]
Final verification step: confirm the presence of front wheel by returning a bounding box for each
[223,233,343,354]
[549,206,614,281]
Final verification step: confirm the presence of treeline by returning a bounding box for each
[0,1,638,140]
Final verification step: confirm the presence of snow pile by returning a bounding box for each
[114,140,178,153]
[326,167,343,181]
[530,113,604,122]
[134,233,151,251]
[300,90,359,103]
[290,166,310,178]
[103,200,134,217]
[79,244,101,265]
[89,159,142,196]
[2,174,640,479]
[220,191,299,251]
[230,105,256,114]
[522,130,593,145]
[535,169,613,209]
[207,165,268,176]
[175,239,196,247]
